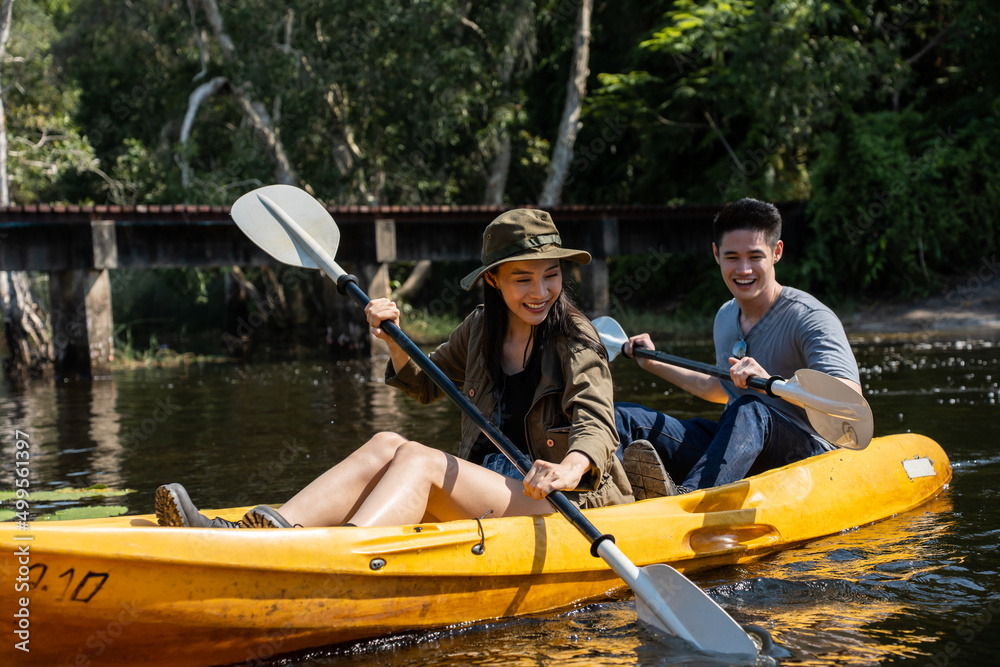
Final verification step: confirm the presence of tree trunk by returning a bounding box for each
[539,0,592,207]
[0,0,54,381]
[484,133,512,206]
[392,259,433,302]
[1,273,53,380]
[180,0,302,191]
[483,3,535,206]
[1,0,13,206]
[178,76,229,188]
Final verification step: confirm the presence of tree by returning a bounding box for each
[1,0,59,380]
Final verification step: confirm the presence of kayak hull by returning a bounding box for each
[1,433,951,666]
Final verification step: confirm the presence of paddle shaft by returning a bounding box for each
[630,347,778,394]
[233,187,758,654]
[255,191,609,547]
[337,276,609,549]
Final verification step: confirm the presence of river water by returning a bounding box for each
[2,330,999,666]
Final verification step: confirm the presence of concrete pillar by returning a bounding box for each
[48,220,117,380]
[365,263,391,357]
[578,259,610,316]
[578,216,617,316]
[49,269,115,380]
[365,218,396,357]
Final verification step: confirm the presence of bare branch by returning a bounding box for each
[186,0,209,81]
[655,114,709,129]
[905,26,953,67]
[194,0,234,58]
[703,110,743,171]
[178,76,230,188]
[0,0,14,60]
[393,260,434,301]
[229,84,300,186]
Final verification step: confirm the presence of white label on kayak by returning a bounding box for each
[903,457,935,480]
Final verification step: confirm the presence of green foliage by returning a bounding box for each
[4,0,1000,311]
[0,485,133,522]
[110,268,226,354]
[590,0,898,204]
[0,485,134,502]
[5,0,99,204]
[807,107,1000,300]
[608,251,732,324]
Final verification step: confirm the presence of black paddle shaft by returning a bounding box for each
[337,275,613,554]
[630,347,783,397]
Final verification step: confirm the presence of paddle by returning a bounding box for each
[592,316,873,450]
[230,184,758,659]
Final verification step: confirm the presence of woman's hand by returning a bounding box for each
[364,298,401,342]
[727,355,768,390]
[522,451,592,500]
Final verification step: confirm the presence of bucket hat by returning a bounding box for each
[460,209,591,290]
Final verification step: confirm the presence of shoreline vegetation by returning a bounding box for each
[62,298,1000,372]
[3,262,997,374]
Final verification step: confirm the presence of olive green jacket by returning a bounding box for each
[385,307,633,508]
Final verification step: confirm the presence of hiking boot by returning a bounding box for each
[155,483,242,528]
[240,505,295,529]
[623,440,684,499]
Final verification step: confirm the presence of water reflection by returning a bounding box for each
[1,332,999,666]
[707,495,957,665]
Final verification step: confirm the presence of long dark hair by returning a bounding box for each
[481,263,607,386]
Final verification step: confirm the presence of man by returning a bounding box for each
[616,198,863,497]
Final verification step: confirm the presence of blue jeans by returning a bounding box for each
[614,395,828,490]
[482,453,526,480]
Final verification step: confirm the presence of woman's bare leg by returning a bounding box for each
[348,440,554,527]
[277,432,408,526]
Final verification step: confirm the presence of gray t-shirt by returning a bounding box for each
[712,286,860,448]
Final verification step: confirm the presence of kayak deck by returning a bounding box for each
[1,433,950,666]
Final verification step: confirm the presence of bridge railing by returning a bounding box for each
[0,202,804,378]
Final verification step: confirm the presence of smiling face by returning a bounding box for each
[713,228,784,309]
[486,259,563,330]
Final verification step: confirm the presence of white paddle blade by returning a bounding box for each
[231,185,340,271]
[592,316,628,362]
[779,369,874,449]
[595,540,756,658]
[635,564,758,659]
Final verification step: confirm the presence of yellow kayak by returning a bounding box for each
[1,433,950,666]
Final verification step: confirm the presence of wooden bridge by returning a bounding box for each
[0,201,805,379]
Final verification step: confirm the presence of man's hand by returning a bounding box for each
[624,333,657,371]
[728,355,769,390]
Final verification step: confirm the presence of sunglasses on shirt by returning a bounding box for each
[732,340,747,360]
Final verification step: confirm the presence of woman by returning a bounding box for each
[155,208,632,529]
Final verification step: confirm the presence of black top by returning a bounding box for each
[467,360,539,464]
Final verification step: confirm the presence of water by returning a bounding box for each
[2,331,999,666]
